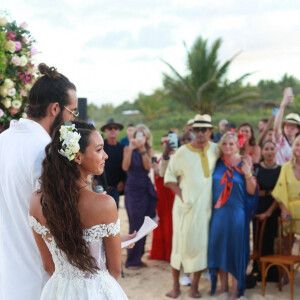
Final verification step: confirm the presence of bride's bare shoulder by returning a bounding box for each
[79,190,118,228]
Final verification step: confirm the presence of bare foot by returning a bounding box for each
[228,292,238,300]
[188,290,201,298]
[166,288,180,298]
[215,289,228,296]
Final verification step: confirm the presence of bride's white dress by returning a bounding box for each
[29,215,128,300]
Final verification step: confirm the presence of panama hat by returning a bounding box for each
[192,114,216,128]
[100,118,124,132]
[282,113,300,127]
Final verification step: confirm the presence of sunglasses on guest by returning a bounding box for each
[107,126,119,131]
[193,127,210,133]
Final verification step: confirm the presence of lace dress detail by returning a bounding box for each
[28,215,127,300]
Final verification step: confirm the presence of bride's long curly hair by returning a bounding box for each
[40,121,98,273]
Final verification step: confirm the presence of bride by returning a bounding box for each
[29,121,128,299]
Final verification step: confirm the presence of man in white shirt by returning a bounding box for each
[0,63,78,300]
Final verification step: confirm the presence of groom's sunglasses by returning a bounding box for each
[193,127,209,133]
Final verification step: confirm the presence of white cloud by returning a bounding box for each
[2,0,300,107]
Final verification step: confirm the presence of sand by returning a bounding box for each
[117,197,300,300]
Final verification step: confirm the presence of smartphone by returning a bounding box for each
[136,132,143,140]
[285,87,293,97]
[168,133,178,150]
[151,156,157,163]
[272,108,279,116]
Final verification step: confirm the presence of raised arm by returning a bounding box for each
[258,115,274,147]
[274,88,294,139]
[122,146,134,171]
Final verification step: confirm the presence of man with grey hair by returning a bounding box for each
[214,119,228,142]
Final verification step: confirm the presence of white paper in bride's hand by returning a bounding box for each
[121,216,158,249]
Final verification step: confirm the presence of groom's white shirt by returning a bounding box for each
[0,118,51,300]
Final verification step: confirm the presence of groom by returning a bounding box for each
[0,64,77,300]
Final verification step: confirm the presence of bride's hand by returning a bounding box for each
[121,231,137,249]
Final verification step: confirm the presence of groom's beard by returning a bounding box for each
[49,111,64,138]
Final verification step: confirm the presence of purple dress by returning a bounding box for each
[125,149,157,267]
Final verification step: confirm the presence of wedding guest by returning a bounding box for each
[0,63,77,300]
[150,130,195,263]
[122,124,157,269]
[258,118,268,134]
[94,118,126,208]
[164,114,219,298]
[214,119,228,143]
[258,114,275,148]
[120,123,135,147]
[29,121,128,299]
[272,134,300,248]
[238,122,261,163]
[208,132,258,299]
[248,140,281,285]
[273,88,299,165]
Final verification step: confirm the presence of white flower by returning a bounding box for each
[4,79,14,88]
[58,125,81,161]
[19,22,28,29]
[12,99,22,109]
[8,88,16,97]
[0,16,8,27]
[0,108,4,118]
[11,55,21,66]
[0,86,9,97]
[22,112,27,118]
[5,40,15,53]
[2,98,12,109]
[25,83,32,91]
[19,55,28,67]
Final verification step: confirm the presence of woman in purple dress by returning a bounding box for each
[122,124,157,269]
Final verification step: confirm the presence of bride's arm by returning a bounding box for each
[97,195,122,280]
[30,192,55,276]
[31,230,55,276]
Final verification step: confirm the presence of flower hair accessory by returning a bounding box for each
[58,122,81,161]
[229,128,246,148]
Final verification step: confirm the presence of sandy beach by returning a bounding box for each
[117,197,300,300]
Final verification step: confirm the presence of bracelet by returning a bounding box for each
[245,173,252,180]
[139,150,147,155]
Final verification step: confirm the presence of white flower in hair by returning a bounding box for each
[58,123,81,161]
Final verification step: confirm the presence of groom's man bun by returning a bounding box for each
[26,63,76,119]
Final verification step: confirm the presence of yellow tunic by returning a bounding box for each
[164,142,219,272]
[272,161,300,234]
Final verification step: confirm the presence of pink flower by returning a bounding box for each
[15,41,22,51]
[30,46,38,55]
[6,31,17,40]
[19,22,28,29]
[22,37,27,43]
[10,107,20,115]
[20,89,27,97]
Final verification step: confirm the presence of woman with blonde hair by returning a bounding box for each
[272,134,300,236]
[122,124,157,269]
[208,132,258,299]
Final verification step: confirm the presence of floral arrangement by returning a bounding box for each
[58,123,81,161]
[0,14,38,132]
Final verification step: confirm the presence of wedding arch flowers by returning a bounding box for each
[0,14,38,132]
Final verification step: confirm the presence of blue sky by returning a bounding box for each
[2,0,300,106]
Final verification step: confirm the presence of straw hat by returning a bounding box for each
[192,114,216,128]
[282,113,300,127]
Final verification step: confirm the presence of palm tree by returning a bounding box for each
[162,36,259,114]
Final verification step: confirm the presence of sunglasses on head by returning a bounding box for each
[193,127,209,133]
[107,126,119,131]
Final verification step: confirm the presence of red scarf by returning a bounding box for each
[214,156,243,209]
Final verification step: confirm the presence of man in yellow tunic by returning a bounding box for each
[164,114,220,298]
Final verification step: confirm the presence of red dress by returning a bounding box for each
[149,159,175,262]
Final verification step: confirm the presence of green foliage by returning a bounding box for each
[162,36,259,114]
